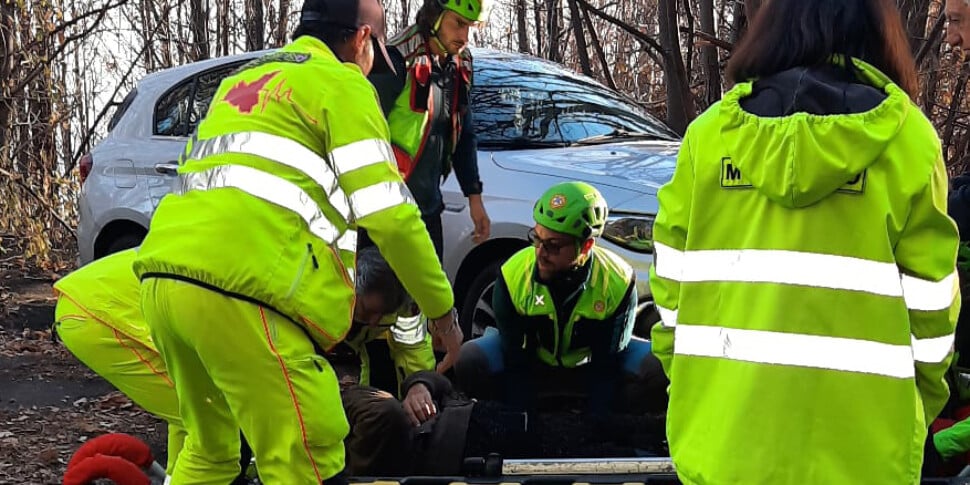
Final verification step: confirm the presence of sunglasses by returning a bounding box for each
[527,228,575,255]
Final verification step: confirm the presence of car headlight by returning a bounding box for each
[602,215,655,253]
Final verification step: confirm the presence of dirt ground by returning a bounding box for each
[0,263,169,485]
[0,251,366,484]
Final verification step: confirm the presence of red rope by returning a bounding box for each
[66,433,154,471]
[62,454,150,485]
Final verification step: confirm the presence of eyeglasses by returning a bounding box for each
[527,228,574,255]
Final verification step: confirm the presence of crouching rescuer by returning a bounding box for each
[454,181,669,415]
[53,248,187,479]
[132,0,461,482]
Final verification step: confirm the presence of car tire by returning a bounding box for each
[104,233,144,258]
[634,296,660,339]
[458,259,504,342]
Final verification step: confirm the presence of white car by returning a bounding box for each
[76,47,680,338]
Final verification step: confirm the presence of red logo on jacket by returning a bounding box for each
[224,71,280,114]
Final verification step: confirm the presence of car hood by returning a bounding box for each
[488,140,680,195]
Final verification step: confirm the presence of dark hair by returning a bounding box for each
[726,0,918,98]
[416,0,444,36]
[292,21,358,52]
[355,246,410,313]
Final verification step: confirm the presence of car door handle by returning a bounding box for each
[154,162,179,175]
[444,202,466,213]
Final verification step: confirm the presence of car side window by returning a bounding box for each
[153,61,248,137]
[154,81,194,137]
[107,88,138,132]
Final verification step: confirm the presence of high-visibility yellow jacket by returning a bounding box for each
[650,58,960,485]
[134,36,454,351]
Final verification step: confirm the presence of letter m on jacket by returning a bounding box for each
[720,157,751,188]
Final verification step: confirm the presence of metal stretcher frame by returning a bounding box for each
[345,458,970,485]
[348,457,681,485]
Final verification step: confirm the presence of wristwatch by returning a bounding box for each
[428,307,459,336]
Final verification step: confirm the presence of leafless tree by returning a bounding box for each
[0,0,967,269]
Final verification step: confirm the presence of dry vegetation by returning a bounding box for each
[0,0,966,275]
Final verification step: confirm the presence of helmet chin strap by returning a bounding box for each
[577,238,594,261]
[429,12,449,56]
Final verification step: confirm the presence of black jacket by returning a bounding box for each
[368,43,483,217]
[401,371,667,474]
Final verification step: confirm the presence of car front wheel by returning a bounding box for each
[104,233,144,258]
[458,259,503,341]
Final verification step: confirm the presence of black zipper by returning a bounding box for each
[308,243,319,269]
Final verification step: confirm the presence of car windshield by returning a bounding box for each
[472,53,679,149]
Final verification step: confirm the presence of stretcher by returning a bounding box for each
[60,433,970,485]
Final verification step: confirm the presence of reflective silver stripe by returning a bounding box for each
[333,231,359,282]
[654,243,903,298]
[657,305,678,328]
[674,324,915,379]
[179,165,345,245]
[654,243,685,281]
[391,314,428,345]
[348,181,415,219]
[335,230,358,253]
[902,272,958,311]
[912,334,954,364]
[329,139,396,176]
[188,132,353,223]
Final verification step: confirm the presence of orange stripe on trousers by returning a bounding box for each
[258,306,323,482]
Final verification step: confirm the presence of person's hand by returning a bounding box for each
[468,194,491,244]
[402,383,436,426]
[429,309,463,373]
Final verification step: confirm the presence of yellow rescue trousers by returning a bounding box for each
[140,277,348,485]
[53,295,186,474]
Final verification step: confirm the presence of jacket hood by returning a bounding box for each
[719,58,912,208]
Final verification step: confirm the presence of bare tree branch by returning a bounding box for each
[681,0,695,76]
[698,0,722,105]
[516,0,529,53]
[566,0,592,75]
[573,0,664,60]
[916,12,947,67]
[0,166,76,239]
[67,42,150,175]
[8,1,122,97]
[679,26,733,51]
[581,3,617,90]
[19,0,128,52]
[943,62,970,156]
[658,0,695,133]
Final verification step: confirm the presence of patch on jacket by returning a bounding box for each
[836,170,867,194]
[720,157,752,188]
[720,157,867,195]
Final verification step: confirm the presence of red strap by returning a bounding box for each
[62,455,150,485]
[932,418,957,434]
[394,144,415,180]
[414,57,431,86]
[458,56,472,84]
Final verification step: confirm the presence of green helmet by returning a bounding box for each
[533,182,609,239]
[437,0,493,22]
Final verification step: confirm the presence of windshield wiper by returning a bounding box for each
[574,129,663,145]
[479,138,573,149]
